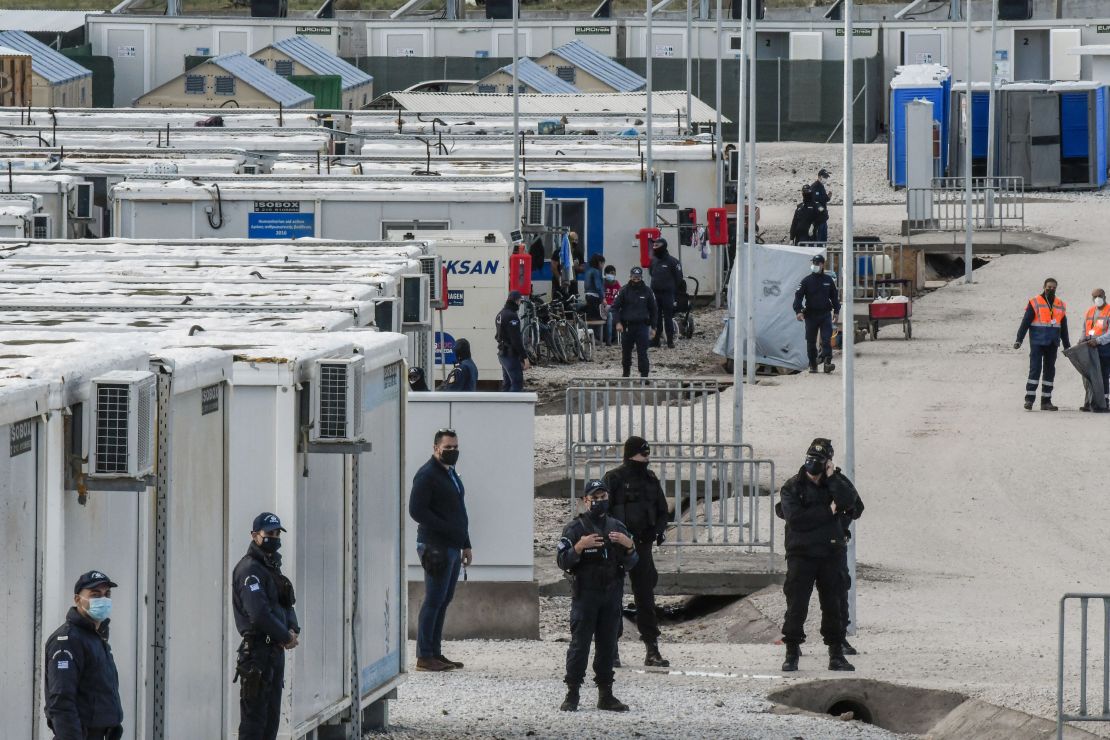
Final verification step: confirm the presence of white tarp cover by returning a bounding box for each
[714,242,825,371]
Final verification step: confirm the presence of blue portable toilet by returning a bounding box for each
[888,64,952,187]
[1050,81,1108,189]
[948,82,995,178]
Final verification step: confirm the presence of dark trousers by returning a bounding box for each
[781,553,845,646]
[84,729,124,740]
[804,312,834,367]
[621,323,651,377]
[238,642,285,740]
[1100,351,1110,406]
[416,545,462,658]
[498,352,524,392]
[652,290,676,347]
[628,539,661,642]
[838,545,851,635]
[565,585,623,686]
[1026,343,1059,402]
[815,220,828,243]
[586,295,603,340]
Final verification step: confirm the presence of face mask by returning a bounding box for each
[1096,297,1105,308]
[1045,289,1056,302]
[588,499,609,518]
[810,264,821,274]
[259,536,282,554]
[605,275,616,282]
[803,456,825,477]
[85,597,112,622]
[440,449,460,466]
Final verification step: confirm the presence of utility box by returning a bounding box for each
[905,99,935,224]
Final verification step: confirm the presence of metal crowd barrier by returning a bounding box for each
[801,240,907,302]
[570,442,775,570]
[905,176,1025,234]
[1057,593,1110,738]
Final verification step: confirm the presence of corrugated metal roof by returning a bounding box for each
[0,30,90,85]
[495,57,579,95]
[0,10,101,34]
[268,35,373,92]
[210,52,314,108]
[548,40,645,93]
[385,90,724,122]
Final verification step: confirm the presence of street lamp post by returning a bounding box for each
[731,0,749,446]
[842,0,857,635]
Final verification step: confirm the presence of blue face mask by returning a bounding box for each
[85,597,112,622]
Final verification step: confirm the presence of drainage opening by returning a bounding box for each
[827,698,873,724]
[624,594,745,623]
[925,253,992,280]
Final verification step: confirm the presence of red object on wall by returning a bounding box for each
[637,227,661,268]
[707,207,728,245]
[440,266,449,310]
[509,251,532,295]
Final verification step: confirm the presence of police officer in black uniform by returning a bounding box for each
[612,267,658,378]
[778,440,857,673]
[232,512,300,740]
[793,254,840,374]
[811,168,832,243]
[603,435,671,668]
[557,479,638,713]
[44,570,124,740]
[648,237,684,349]
[495,289,529,392]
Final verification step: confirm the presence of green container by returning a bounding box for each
[290,74,341,110]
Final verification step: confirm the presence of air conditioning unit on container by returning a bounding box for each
[401,274,431,325]
[419,254,443,309]
[88,371,157,479]
[310,357,364,443]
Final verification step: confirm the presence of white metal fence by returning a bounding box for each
[906,176,1025,234]
[1058,593,1110,738]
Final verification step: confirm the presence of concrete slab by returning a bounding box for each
[927,698,1101,740]
[407,580,539,640]
[902,229,1071,255]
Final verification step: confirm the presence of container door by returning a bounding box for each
[494,29,531,57]
[788,33,823,124]
[1049,28,1081,81]
[901,30,942,66]
[0,419,39,737]
[756,31,789,60]
[1013,29,1049,81]
[1029,92,1062,188]
[384,30,427,57]
[106,27,146,107]
[216,28,252,55]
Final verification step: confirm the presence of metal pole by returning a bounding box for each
[647,0,656,227]
[777,56,781,142]
[686,0,693,135]
[732,0,749,446]
[512,0,521,227]
[715,0,724,308]
[842,0,857,636]
[744,0,757,386]
[964,0,974,283]
[986,0,998,227]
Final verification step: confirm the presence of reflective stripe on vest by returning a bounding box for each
[1029,295,1066,328]
[1086,305,1110,337]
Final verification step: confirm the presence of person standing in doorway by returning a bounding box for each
[44,570,124,740]
[649,237,684,349]
[409,429,472,672]
[1015,277,1070,411]
[232,513,300,740]
[811,168,832,244]
[495,290,530,392]
[794,254,840,374]
[612,267,658,378]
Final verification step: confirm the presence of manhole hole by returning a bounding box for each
[769,679,966,735]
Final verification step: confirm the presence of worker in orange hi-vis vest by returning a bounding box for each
[1081,288,1110,412]
[1014,277,1071,411]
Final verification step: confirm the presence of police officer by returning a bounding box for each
[603,435,671,668]
[649,237,684,349]
[44,570,124,740]
[233,512,300,740]
[778,439,857,672]
[794,254,840,374]
[612,267,658,378]
[495,290,530,392]
[557,479,638,712]
[1015,277,1070,411]
[811,168,832,243]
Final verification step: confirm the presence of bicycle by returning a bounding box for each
[522,293,563,364]
[566,295,595,362]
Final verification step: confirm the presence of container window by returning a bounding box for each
[556,66,576,83]
[275,60,294,77]
[185,75,205,94]
[477,84,496,94]
[215,76,235,95]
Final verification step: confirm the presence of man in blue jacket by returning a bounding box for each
[409,429,472,672]
[794,254,840,374]
[44,571,124,740]
[1015,277,1070,411]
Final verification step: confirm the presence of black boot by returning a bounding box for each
[560,683,580,711]
[823,358,836,374]
[597,683,629,711]
[809,364,818,374]
[828,644,855,671]
[781,643,800,672]
[1041,397,1058,411]
[840,639,858,656]
[644,641,670,668]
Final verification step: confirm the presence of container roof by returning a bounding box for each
[209,51,314,108]
[546,40,645,93]
[382,90,722,122]
[268,35,373,92]
[111,176,516,202]
[0,29,91,84]
[0,10,101,34]
[493,58,579,95]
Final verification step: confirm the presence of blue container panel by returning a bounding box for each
[971,91,989,159]
[1060,92,1089,159]
[890,86,945,186]
[1098,87,1107,186]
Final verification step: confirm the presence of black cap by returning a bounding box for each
[811,254,826,264]
[508,290,522,302]
[806,438,834,461]
[653,237,668,250]
[630,266,643,278]
[582,478,609,497]
[74,570,118,594]
[623,435,650,460]
[818,168,831,178]
[252,512,286,533]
